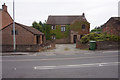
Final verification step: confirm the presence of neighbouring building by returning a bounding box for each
[0,3,46,52]
[0,3,13,29]
[46,13,90,43]
[102,17,120,36]
[1,22,45,45]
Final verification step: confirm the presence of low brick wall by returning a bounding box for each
[96,41,119,50]
[55,37,70,44]
[76,40,119,50]
[76,41,89,49]
[1,40,56,52]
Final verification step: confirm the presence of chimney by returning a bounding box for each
[82,13,85,17]
[2,3,7,12]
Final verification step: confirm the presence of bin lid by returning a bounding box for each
[90,41,96,42]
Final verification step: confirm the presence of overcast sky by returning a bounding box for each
[0,0,119,30]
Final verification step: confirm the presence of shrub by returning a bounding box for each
[80,33,120,43]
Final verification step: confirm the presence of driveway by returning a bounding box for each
[34,44,116,56]
[35,44,86,55]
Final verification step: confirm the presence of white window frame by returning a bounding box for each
[51,25,56,30]
[61,26,66,32]
[51,35,56,40]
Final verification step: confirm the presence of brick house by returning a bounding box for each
[0,3,13,29]
[102,17,120,36]
[0,3,46,52]
[1,22,45,45]
[46,13,90,43]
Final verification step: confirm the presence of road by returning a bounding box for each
[2,49,119,78]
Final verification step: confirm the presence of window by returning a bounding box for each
[51,25,56,30]
[82,24,86,29]
[51,35,56,40]
[61,26,66,32]
[11,30,18,35]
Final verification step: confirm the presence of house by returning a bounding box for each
[1,22,45,45]
[0,3,46,52]
[0,3,13,29]
[46,13,90,43]
[102,17,120,36]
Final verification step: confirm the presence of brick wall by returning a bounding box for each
[76,41,89,49]
[96,41,119,50]
[1,40,56,52]
[76,40,119,50]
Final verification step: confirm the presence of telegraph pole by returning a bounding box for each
[13,0,16,51]
[118,1,120,17]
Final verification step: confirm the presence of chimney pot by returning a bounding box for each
[82,13,85,17]
[2,3,7,12]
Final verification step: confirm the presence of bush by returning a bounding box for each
[80,33,120,43]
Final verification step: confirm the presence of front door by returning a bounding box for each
[73,35,77,43]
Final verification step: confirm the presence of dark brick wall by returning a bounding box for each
[76,41,119,50]
[76,41,89,49]
[1,40,56,52]
[96,41,119,50]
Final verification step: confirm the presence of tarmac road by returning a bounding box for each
[2,50,119,78]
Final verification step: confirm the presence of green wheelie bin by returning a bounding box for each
[89,41,96,50]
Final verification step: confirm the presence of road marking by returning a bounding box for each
[34,62,120,70]
[14,68,16,70]
[1,55,119,62]
[103,51,118,53]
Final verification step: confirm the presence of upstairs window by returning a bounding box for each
[51,25,56,30]
[11,30,18,35]
[82,24,86,29]
[61,26,66,32]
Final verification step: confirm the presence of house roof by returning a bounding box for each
[102,17,120,29]
[104,17,120,25]
[1,22,44,35]
[16,23,44,35]
[46,15,88,25]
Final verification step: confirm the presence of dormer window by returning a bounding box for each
[82,24,86,29]
[51,25,56,30]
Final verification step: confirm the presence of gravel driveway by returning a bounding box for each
[35,44,93,56]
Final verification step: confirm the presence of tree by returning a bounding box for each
[32,21,43,32]
[43,24,51,40]
[32,21,52,40]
